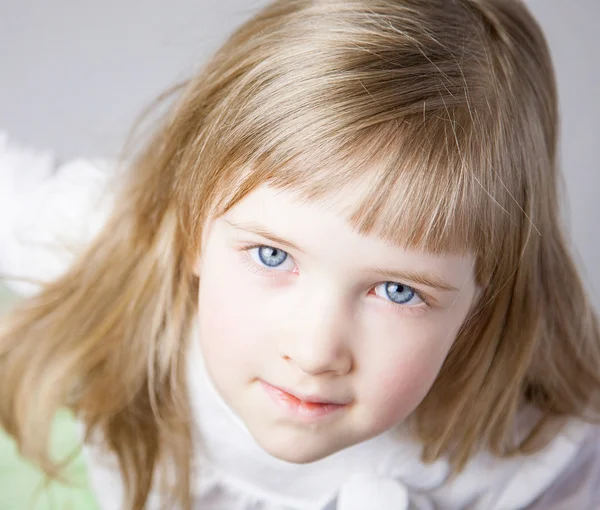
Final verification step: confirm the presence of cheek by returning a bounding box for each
[357,317,462,431]
[196,250,266,375]
[362,351,441,431]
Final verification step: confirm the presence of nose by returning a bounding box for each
[280,297,354,376]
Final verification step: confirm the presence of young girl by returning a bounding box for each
[1,0,599,508]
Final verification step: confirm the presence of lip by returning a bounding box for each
[260,380,349,421]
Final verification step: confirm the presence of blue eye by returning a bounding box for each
[248,245,295,270]
[258,246,288,267]
[374,282,423,306]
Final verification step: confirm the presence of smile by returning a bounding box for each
[260,380,349,421]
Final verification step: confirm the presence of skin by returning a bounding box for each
[193,184,478,464]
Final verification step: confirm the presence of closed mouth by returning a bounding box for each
[260,380,349,418]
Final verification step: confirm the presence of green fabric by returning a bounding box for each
[0,411,100,510]
[0,284,99,510]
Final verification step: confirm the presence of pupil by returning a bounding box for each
[386,282,413,303]
[259,246,286,267]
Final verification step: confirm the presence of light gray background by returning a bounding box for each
[0,0,598,308]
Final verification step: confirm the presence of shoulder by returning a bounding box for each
[433,419,600,510]
[79,423,168,510]
[523,422,600,509]
[0,132,118,295]
[79,433,127,510]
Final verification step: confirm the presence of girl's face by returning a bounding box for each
[194,184,478,463]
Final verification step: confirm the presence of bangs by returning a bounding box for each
[217,111,489,258]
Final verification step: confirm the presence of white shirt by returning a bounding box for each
[2,131,600,509]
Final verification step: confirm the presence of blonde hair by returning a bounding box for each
[1,0,599,508]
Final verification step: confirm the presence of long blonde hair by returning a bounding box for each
[1,0,599,508]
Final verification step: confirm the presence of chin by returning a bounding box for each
[255,432,346,464]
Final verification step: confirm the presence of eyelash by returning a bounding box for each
[238,243,432,314]
[239,244,297,278]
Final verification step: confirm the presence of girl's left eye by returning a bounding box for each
[248,245,295,271]
[374,282,424,306]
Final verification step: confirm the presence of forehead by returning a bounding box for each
[223,184,476,276]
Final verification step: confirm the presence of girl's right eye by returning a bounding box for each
[248,245,295,271]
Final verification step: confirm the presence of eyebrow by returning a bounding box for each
[370,267,459,292]
[225,220,306,253]
[225,220,459,292]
